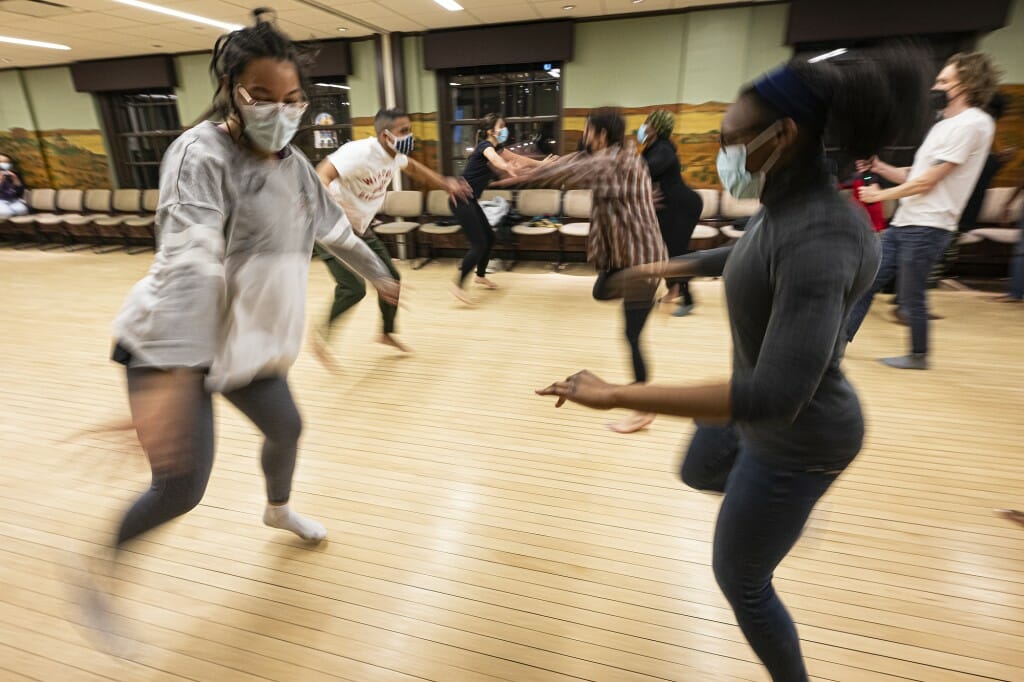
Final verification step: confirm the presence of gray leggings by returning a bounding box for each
[116,367,302,546]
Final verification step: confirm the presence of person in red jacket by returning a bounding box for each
[840,172,887,232]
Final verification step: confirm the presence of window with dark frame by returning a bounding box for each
[292,77,354,167]
[441,63,562,176]
[98,90,183,190]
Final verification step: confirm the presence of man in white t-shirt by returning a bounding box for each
[846,52,999,370]
[311,108,469,369]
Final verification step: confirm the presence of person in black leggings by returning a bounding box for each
[538,47,931,681]
[451,113,552,303]
[639,109,704,316]
[78,13,400,651]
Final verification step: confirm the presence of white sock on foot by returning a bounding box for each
[263,503,327,543]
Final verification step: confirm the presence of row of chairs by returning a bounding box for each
[0,188,159,253]
[371,187,762,268]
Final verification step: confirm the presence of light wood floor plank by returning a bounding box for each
[1,250,1022,681]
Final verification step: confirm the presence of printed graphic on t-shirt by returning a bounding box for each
[354,167,394,202]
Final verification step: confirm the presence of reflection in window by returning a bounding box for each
[293,78,353,166]
[441,64,562,175]
[98,91,183,189]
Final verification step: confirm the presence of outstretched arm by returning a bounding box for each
[403,157,472,200]
[492,152,600,190]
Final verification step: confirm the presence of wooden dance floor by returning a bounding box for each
[1,250,1022,682]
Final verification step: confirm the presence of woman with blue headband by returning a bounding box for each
[537,47,931,681]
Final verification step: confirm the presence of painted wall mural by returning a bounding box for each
[563,104,729,190]
[993,84,1024,189]
[564,85,1024,192]
[0,127,111,189]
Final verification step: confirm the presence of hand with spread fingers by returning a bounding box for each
[536,370,620,410]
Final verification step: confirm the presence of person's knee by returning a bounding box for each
[271,409,303,446]
[680,455,717,491]
[161,471,209,516]
[712,549,764,607]
[337,284,366,303]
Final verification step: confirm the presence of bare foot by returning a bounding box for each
[608,412,656,434]
[996,509,1024,528]
[474,276,499,290]
[310,328,342,373]
[378,333,411,353]
[450,284,475,305]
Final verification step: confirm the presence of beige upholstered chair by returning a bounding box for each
[375,190,423,260]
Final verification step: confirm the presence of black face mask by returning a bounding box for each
[929,88,950,111]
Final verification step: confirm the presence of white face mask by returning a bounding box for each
[0,162,11,171]
[236,86,307,152]
[716,122,783,200]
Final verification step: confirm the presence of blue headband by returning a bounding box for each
[752,65,828,129]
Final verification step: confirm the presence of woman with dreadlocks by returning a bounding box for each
[638,109,704,316]
[104,8,399,560]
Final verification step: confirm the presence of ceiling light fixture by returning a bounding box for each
[0,35,71,51]
[632,0,644,3]
[808,47,847,63]
[563,5,576,10]
[315,82,350,89]
[433,0,464,10]
[112,0,243,32]
[336,27,348,32]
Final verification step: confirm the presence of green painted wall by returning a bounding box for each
[980,0,1024,82]
[0,70,35,130]
[742,5,792,84]
[566,15,688,109]
[348,38,381,120]
[565,6,792,109]
[21,67,100,131]
[175,53,215,125]
[402,34,437,114]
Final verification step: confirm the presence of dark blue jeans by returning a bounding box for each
[1009,221,1024,299]
[846,226,953,355]
[680,425,846,682]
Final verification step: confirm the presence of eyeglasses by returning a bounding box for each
[237,86,309,120]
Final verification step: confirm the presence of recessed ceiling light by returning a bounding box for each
[315,82,350,90]
[433,0,464,10]
[632,0,644,4]
[563,5,576,10]
[112,0,243,32]
[0,35,71,51]
[336,27,348,32]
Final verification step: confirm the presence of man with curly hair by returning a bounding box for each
[847,52,1000,370]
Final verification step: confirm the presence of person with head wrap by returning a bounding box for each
[536,46,933,680]
[637,109,704,316]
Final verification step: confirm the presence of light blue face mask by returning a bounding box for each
[496,127,509,144]
[637,123,648,144]
[716,122,782,200]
